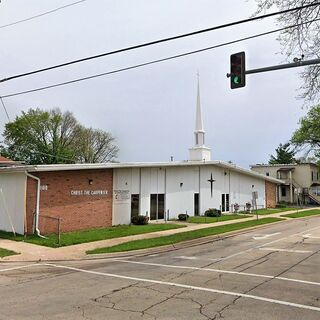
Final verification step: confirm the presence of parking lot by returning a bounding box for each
[0,216,319,320]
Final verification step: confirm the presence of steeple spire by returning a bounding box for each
[189,73,211,161]
[194,75,205,146]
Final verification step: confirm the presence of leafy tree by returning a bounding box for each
[269,143,296,164]
[291,105,320,158]
[254,1,320,103]
[0,108,118,164]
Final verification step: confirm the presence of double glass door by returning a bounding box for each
[221,193,230,212]
[150,194,165,220]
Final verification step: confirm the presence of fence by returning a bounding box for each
[33,213,62,245]
[230,204,265,213]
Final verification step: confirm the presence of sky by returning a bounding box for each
[0,0,309,168]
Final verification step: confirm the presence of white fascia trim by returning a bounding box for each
[2,161,283,184]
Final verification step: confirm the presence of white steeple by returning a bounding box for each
[194,76,205,146]
[189,74,211,161]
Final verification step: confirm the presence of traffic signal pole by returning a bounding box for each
[245,57,320,75]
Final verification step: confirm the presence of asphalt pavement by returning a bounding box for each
[0,216,319,319]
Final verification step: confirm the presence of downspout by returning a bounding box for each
[25,171,46,238]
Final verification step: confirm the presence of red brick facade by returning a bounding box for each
[265,181,277,208]
[26,169,113,234]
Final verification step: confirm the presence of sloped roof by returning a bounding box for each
[0,160,283,184]
[0,156,17,165]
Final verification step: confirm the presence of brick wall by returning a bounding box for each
[265,181,277,208]
[26,169,113,234]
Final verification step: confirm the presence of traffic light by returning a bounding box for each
[230,52,246,89]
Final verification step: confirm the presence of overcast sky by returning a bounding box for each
[0,0,308,168]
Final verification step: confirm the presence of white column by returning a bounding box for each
[289,170,293,203]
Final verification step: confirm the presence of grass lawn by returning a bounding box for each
[0,248,18,258]
[251,207,296,215]
[281,209,320,219]
[0,224,184,248]
[187,214,252,224]
[87,217,284,254]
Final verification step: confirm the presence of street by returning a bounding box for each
[1,216,319,320]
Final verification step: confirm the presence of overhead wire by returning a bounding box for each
[29,150,76,163]
[0,96,10,121]
[1,17,319,99]
[0,2,319,84]
[1,4,319,163]
[0,0,87,30]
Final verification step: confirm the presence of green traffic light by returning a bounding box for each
[230,52,246,89]
[233,76,240,84]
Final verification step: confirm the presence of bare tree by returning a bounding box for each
[255,0,320,103]
[75,127,119,163]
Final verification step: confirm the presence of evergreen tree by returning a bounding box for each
[269,143,296,164]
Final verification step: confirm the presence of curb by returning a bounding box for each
[0,217,289,263]
[1,212,319,264]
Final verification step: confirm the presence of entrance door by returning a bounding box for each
[150,194,165,220]
[194,193,199,216]
[131,194,139,219]
[221,193,230,212]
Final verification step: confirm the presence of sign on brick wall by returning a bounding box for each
[70,190,108,196]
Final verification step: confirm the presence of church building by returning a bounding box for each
[0,81,281,235]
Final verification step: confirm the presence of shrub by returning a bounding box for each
[276,203,286,208]
[204,208,221,217]
[131,215,149,225]
[178,213,189,221]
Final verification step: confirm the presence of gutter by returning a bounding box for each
[25,171,46,238]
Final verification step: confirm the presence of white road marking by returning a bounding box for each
[175,256,198,260]
[46,263,320,312]
[259,248,313,254]
[258,225,320,249]
[0,264,40,273]
[253,232,281,240]
[210,224,320,262]
[113,259,320,287]
[303,234,320,239]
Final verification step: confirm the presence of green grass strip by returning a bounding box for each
[0,224,184,248]
[281,209,320,219]
[87,217,284,254]
[0,248,18,258]
[248,207,296,215]
[187,214,252,224]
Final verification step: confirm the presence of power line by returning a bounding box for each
[2,18,319,99]
[0,0,87,29]
[0,2,319,84]
[31,150,76,163]
[3,149,77,163]
[0,96,10,121]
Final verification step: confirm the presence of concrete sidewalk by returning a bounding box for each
[0,207,318,262]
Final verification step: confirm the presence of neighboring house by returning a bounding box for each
[0,156,19,167]
[251,163,320,205]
